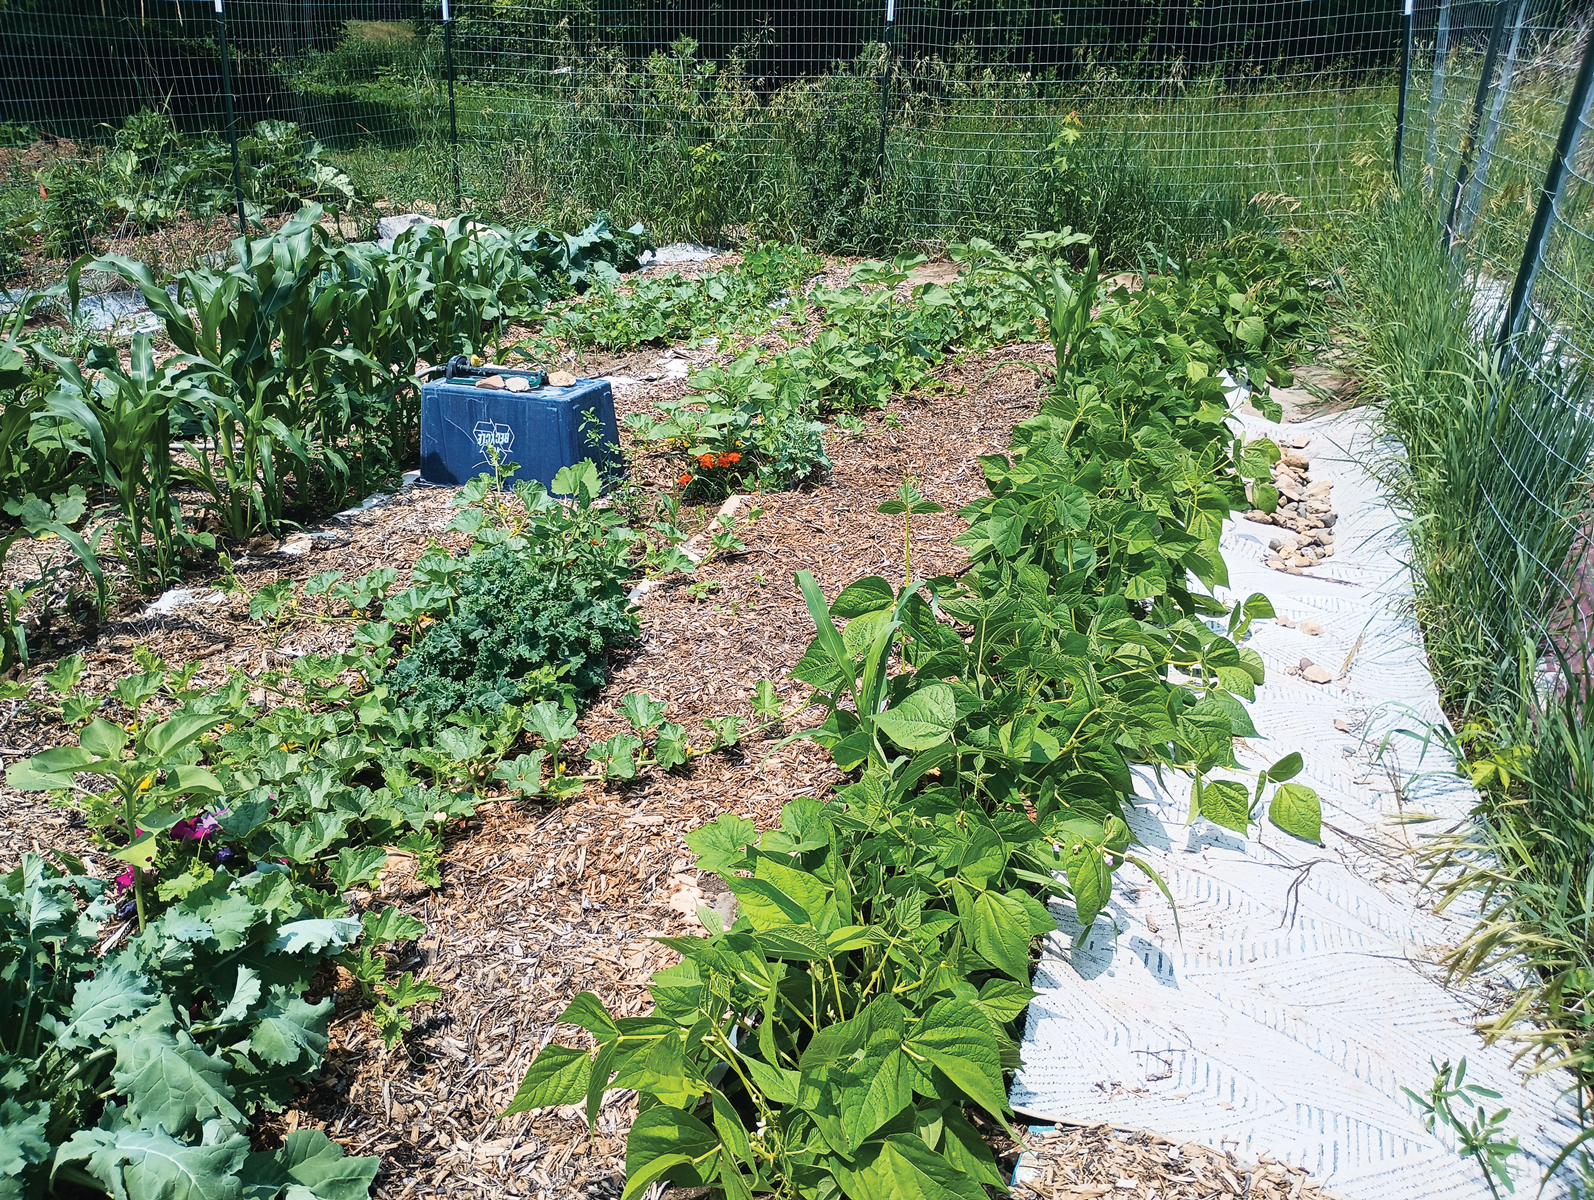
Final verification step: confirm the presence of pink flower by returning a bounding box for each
[114,866,134,892]
[172,813,222,842]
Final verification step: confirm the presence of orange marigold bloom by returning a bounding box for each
[678,473,693,486]
[697,453,715,469]
[721,452,741,465]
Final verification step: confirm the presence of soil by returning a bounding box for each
[0,269,1341,1200]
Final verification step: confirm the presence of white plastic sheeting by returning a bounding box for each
[1010,407,1584,1199]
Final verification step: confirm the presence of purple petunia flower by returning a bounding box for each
[213,846,235,865]
[172,813,222,842]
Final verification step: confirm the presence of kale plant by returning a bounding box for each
[391,543,638,715]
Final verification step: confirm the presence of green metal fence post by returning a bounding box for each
[1500,26,1594,350]
[443,0,461,205]
[1445,0,1510,248]
[214,0,247,239]
[1425,0,1454,175]
[1396,0,1414,183]
[877,0,895,186]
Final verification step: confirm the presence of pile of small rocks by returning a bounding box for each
[1241,434,1337,573]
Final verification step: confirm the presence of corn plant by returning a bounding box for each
[37,334,214,589]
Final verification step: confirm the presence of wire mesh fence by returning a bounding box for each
[3,6,1594,680]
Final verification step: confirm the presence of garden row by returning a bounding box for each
[1,222,1319,1198]
[1,202,1054,670]
[503,235,1326,1199]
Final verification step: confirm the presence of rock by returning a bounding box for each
[1303,664,1334,684]
[1299,620,1324,636]
[1305,479,1333,499]
[1289,435,1311,448]
[277,533,314,557]
[1298,657,1314,670]
[1275,615,1297,628]
[139,588,227,620]
[505,376,532,393]
[1321,513,1338,528]
[548,369,577,387]
[377,213,437,241]
[1334,718,1352,732]
[1268,535,1298,552]
[1244,510,1275,524]
[1265,557,1286,570]
[1289,554,1313,568]
[474,374,507,390]
[1283,452,1310,469]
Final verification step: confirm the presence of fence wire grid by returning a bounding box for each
[3,2,1594,681]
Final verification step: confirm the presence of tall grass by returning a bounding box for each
[1342,187,1594,1111]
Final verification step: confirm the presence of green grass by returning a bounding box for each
[1337,186,1594,1118]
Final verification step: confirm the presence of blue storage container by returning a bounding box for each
[419,358,621,491]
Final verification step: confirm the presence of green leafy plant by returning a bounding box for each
[0,852,379,1200]
[1403,1058,1522,1198]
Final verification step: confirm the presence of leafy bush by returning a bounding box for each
[37,160,103,256]
[390,542,638,714]
[393,462,641,714]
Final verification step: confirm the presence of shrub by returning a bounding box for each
[390,543,639,714]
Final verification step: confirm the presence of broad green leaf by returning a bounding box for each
[0,1098,51,1186]
[710,1087,754,1170]
[907,999,1009,1123]
[252,1130,378,1200]
[975,978,1038,1024]
[838,999,913,1150]
[620,692,668,733]
[830,576,896,619]
[874,683,955,752]
[330,845,388,890]
[738,1052,799,1104]
[753,854,828,923]
[1266,752,1304,783]
[622,1105,719,1199]
[1269,782,1323,843]
[1199,778,1252,834]
[723,877,809,930]
[361,906,425,944]
[969,890,1031,980]
[57,1125,251,1200]
[559,992,620,1043]
[956,826,1007,888]
[501,1045,592,1115]
[79,717,129,759]
[834,1132,989,1200]
[1063,841,1112,928]
[112,1031,245,1134]
[141,710,223,761]
[250,992,332,1068]
[62,959,157,1043]
[268,918,363,955]
[685,814,756,875]
[169,766,226,796]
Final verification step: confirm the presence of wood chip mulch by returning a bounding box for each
[1013,1124,1341,1200]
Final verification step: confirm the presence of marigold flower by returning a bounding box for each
[678,473,693,486]
[697,453,715,469]
[718,452,741,466]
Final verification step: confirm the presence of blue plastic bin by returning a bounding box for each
[419,360,620,491]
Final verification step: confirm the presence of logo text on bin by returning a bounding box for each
[473,421,514,453]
